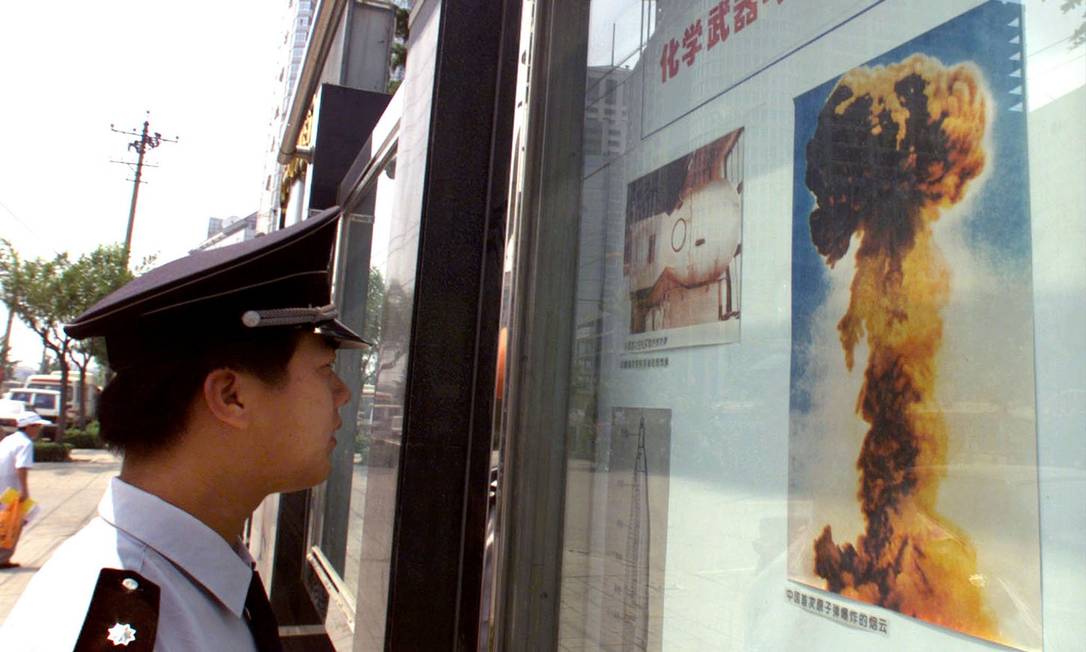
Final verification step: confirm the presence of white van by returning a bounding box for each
[3,388,61,437]
[23,373,99,419]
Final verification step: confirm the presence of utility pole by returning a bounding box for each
[111,112,178,263]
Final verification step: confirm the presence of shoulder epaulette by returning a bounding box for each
[73,568,160,651]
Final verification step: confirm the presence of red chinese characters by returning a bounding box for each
[660,37,680,82]
[659,0,786,82]
[707,1,730,49]
[734,0,757,32]
[681,19,703,66]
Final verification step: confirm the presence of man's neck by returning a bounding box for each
[119,449,264,543]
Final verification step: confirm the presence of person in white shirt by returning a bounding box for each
[0,207,366,651]
[0,411,49,569]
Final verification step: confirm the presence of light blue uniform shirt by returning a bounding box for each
[0,478,259,651]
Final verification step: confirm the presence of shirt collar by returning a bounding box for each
[98,477,254,617]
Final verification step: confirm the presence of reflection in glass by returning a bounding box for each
[342,157,397,603]
[548,0,1086,651]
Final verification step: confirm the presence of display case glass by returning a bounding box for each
[511,1,1086,649]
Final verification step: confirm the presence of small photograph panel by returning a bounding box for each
[624,127,744,346]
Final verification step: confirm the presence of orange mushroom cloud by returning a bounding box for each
[805,53,1000,642]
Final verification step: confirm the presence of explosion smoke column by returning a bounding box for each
[805,54,1000,641]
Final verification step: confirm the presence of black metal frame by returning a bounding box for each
[378,1,521,648]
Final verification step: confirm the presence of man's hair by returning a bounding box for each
[98,329,304,457]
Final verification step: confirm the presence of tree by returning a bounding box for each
[361,266,386,386]
[11,251,76,437]
[1047,0,1085,48]
[387,2,411,94]
[63,245,133,426]
[67,340,101,427]
[1067,0,1086,48]
[4,242,134,438]
[0,241,26,384]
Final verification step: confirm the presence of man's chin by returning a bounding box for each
[277,463,334,493]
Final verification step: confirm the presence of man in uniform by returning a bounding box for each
[0,207,365,651]
[0,411,50,569]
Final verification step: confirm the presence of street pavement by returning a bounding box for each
[0,449,120,624]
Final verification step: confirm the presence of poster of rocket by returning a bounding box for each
[788,3,1041,650]
[624,128,743,345]
[601,407,671,652]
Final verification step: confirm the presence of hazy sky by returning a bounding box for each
[1,1,1081,368]
[1,1,286,365]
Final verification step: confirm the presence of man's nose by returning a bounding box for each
[333,373,351,407]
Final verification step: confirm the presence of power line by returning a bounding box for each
[0,198,39,240]
[0,198,63,257]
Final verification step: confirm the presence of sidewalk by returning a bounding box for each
[0,449,119,624]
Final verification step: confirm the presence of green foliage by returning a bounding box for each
[387,4,410,93]
[1,241,135,436]
[62,432,104,449]
[354,422,371,464]
[0,241,26,380]
[10,250,76,434]
[64,420,103,448]
[390,40,407,73]
[33,441,72,462]
[361,266,386,385]
[64,245,134,424]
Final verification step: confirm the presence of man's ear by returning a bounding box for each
[202,368,251,429]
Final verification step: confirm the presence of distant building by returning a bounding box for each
[259,0,397,230]
[256,1,317,234]
[583,65,631,160]
[206,217,224,239]
[192,212,258,251]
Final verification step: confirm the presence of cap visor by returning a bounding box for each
[317,318,372,349]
